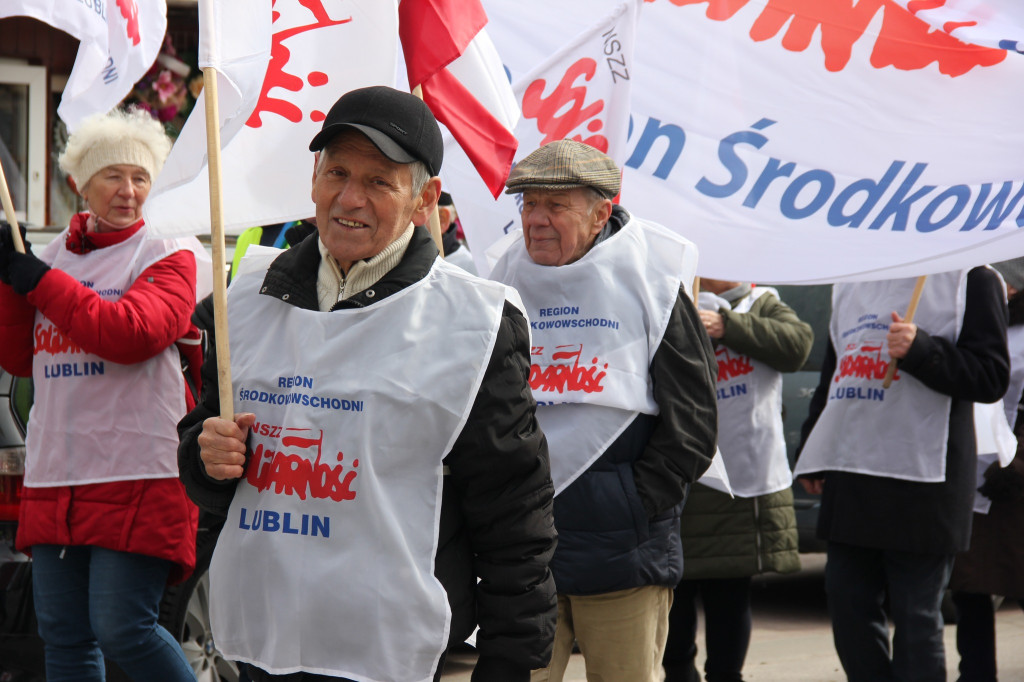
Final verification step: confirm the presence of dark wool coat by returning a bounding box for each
[798,267,1009,554]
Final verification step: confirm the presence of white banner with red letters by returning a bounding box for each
[442,0,640,273]
[144,0,398,238]
[1,0,166,132]
[457,0,1024,283]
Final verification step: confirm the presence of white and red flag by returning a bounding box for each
[441,0,641,274]
[0,0,167,131]
[399,0,519,198]
[890,0,1024,53]
[144,0,399,238]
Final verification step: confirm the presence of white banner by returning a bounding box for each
[443,0,640,274]
[144,0,398,238]
[1,0,167,132]
[471,0,1024,284]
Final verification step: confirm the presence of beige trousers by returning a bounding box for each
[531,585,673,682]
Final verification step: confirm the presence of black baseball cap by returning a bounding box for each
[308,86,443,176]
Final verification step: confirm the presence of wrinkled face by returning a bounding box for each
[311,130,435,273]
[521,188,612,267]
[82,164,151,231]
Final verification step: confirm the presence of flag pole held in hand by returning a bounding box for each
[200,0,234,422]
[882,275,927,389]
[0,161,26,254]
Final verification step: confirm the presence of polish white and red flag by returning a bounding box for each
[145,0,399,238]
[890,0,1024,53]
[399,0,519,198]
[0,0,167,131]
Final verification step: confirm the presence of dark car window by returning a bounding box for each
[10,376,31,438]
[769,284,832,372]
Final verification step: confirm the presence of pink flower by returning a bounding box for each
[152,70,179,104]
[157,105,179,123]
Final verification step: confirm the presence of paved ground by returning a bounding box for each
[441,554,1024,681]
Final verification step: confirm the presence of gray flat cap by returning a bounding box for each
[505,140,620,199]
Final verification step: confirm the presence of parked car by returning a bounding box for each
[0,368,238,682]
[772,283,832,554]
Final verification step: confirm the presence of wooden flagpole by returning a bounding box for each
[411,85,445,257]
[0,161,27,254]
[882,275,927,389]
[201,64,234,421]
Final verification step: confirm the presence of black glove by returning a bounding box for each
[977,459,1024,504]
[0,221,32,286]
[6,250,49,296]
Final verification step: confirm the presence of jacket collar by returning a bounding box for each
[258,224,439,311]
[65,212,145,254]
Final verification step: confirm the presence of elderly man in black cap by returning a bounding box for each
[489,140,718,682]
[177,86,557,682]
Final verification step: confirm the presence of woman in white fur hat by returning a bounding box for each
[0,108,208,681]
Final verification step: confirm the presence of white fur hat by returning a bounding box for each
[58,108,172,190]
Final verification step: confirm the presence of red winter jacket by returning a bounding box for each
[0,214,201,584]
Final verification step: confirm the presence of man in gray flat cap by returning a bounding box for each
[489,139,719,682]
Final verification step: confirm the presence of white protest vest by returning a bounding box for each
[490,216,696,494]
[971,320,1024,496]
[444,247,478,275]
[25,225,202,486]
[209,257,508,681]
[795,271,968,482]
[1003,324,1024,428]
[697,288,791,497]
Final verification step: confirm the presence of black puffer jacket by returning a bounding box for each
[549,207,719,595]
[178,227,557,681]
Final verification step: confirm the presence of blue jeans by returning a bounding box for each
[825,541,954,682]
[32,544,196,682]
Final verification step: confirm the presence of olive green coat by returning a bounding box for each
[680,287,811,579]
[680,484,800,579]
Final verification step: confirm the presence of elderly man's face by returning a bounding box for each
[312,129,437,272]
[521,188,613,266]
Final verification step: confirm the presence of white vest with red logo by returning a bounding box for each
[795,271,967,482]
[209,255,509,681]
[698,288,791,497]
[490,215,696,494]
[25,225,200,486]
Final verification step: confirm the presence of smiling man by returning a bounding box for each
[176,86,557,682]
[490,140,718,682]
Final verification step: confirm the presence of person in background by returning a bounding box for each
[437,191,478,275]
[795,269,1009,682]
[0,108,207,681]
[949,257,1024,682]
[664,278,812,682]
[177,85,556,682]
[229,218,316,282]
[490,139,718,682]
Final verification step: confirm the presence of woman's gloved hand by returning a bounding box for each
[0,222,47,295]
